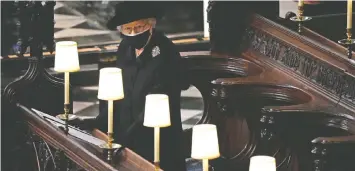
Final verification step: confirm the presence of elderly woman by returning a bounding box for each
[74,2,186,171]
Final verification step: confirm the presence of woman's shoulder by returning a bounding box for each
[153,30,175,48]
[152,30,179,56]
[117,38,129,51]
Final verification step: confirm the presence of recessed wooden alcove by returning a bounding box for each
[180,53,264,159]
[3,1,355,170]
[207,80,314,171]
[181,53,264,120]
[182,10,355,171]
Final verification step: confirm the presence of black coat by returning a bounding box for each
[95,30,186,171]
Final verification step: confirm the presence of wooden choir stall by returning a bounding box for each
[2,1,355,171]
[182,1,355,171]
[1,1,159,171]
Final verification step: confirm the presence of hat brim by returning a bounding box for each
[106,12,162,31]
[106,1,164,31]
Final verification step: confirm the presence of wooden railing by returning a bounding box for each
[15,103,118,171]
[3,4,355,170]
[201,4,355,170]
[1,36,210,73]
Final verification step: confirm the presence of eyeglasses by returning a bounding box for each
[119,23,150,36]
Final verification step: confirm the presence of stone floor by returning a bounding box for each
[72,85,204,130]
[53,1,203,47]
[72,84,206,170]
[53,1,120,46]
[4,2,205,169]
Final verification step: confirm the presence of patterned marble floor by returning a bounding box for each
[72,85,204,130]
[53,1,203,47]
[54,1,121,46]
[71,83,205,170]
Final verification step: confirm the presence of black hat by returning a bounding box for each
[106,1,163,30]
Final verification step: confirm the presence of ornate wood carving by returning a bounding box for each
[244,27,355,103]
[180,53,264,158]
[207,80,355,171]
[1,2,72,171]
[202,9,355,171]
[2,0,69,115]
[238,14,355,113]
[26,128,84,171]
[2,1,355,170]
[15,104,120,171]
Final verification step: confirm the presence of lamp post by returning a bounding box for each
[203,0,209,38]
[191,124,220,171]
[338,0,355,64]
[97,67,125,162]
[54,41,80,132]
[143,94,171,171]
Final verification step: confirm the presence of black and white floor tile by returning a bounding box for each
[71,84,205,170]
[54,2,120,46]
[72,85,204,130]
[53,1,204,46]
[53,1,205,129]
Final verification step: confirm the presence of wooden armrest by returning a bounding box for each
[92,129,109,142]
[312,135,355,145]
[77,116,96,121]
[91,129,163,170]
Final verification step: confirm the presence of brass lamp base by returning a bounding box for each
[154,162,161,171]
[338,39,355,45]
[290,16,312,34]
[56,114,78,121]
[99,143,122,163]
[290,16,312,22]
[338,38,355,61]
[99,143,122,149]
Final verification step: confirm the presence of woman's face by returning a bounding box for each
[119,19,152,36]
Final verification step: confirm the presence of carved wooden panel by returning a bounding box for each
[27,130,85,171]
[180,54,264,157]
[244,27,355,103]
[207,82,355,171]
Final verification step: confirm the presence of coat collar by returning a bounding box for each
[133,29,159,66]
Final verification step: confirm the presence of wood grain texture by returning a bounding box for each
[202,4,355,170]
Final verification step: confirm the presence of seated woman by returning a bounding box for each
[72,2,186,171]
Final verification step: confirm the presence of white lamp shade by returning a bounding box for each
[143,94,171,128]
[97,67,124,100]
[191,124,220,160]
[54,41,80,72]
[249,156,276,171]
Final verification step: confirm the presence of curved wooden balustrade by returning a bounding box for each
[182,11,355,171]
[182,53,264,115]
[208,79,355,171]
[179,50,354,170]
[1,35,210,73]
[3,7,355,171]
[10,102,159,171]
[1,28,160,170]
[180,52,264,158]
[16,103,118,171]
[263,107,355,171]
